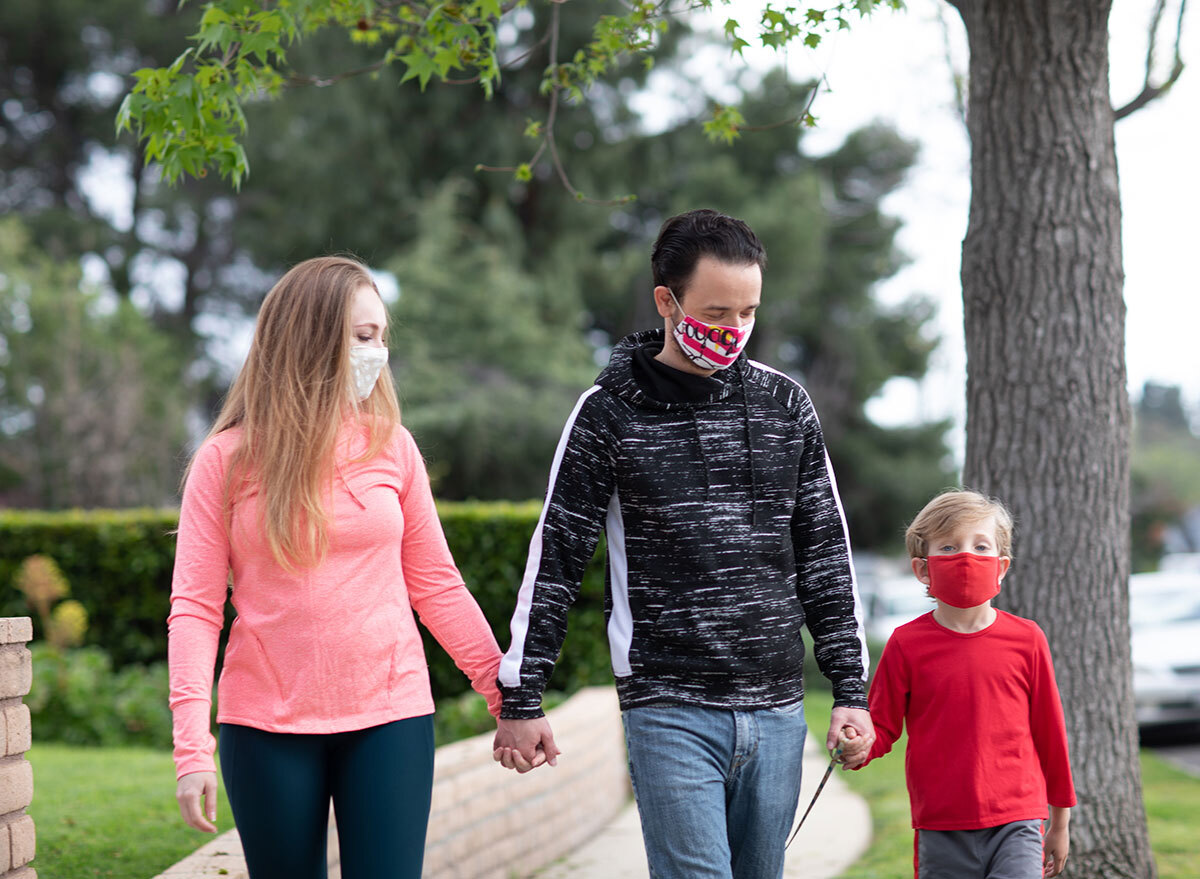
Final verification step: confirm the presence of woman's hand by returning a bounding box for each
[493,717,561,773]
[176,771,219,832]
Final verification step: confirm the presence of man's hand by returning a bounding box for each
[493,716,561,773]
[828,706,874,769]
[176,770,219,832]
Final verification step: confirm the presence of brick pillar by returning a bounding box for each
[0,619,35,879]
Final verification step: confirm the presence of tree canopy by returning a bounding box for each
[113,1,904,190]
[1,0,953,548]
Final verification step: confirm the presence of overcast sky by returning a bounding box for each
[669,0,1198,453]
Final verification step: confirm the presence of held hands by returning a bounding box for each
[828,706,875,769]
[176,771,219,833]
[493,716,562,773]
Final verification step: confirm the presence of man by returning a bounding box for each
[493,209,874,879]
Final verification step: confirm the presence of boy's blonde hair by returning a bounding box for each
[905,490,1014,559]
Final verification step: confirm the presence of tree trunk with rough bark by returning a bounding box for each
[947,1,1153,876]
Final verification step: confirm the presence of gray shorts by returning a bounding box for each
[917,820,1043,879]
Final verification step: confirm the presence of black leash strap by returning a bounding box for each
[784,746,843,850]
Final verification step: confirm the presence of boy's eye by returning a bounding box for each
[939,544,956,552]
[975,543,991,552]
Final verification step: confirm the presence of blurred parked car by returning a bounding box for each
[1159,553,1200,574]
[865,575,934,645]
[1130,571,1200,729]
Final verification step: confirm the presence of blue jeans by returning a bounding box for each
[622,700,808,879]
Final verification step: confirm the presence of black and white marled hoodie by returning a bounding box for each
[498,329,869,718]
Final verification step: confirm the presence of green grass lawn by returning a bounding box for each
[28,743,235,879]
[804,690,1200,879]
[1140,749,1200,879]
[25,696,518,879]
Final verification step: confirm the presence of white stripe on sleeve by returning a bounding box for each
[498,385,604,688]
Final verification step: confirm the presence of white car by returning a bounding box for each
[1130,571,1200,729]
[864,575,935,645]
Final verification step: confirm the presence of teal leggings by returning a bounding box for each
[218,716,434,879]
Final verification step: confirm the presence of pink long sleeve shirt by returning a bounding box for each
[168,421,503,778]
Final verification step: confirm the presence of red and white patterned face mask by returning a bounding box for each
[668,289,754,370]
[925,552,1002,608]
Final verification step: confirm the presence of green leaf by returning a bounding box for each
[701,104,745,145]
[114,94,136,135]
[433,44,463,75]
[399,49,439,90]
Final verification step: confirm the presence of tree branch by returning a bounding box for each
[1115,0,1189,120]
[285,60,390,88]
[288,17,552,89]
[476,0,634,206]
[737,80,823,133]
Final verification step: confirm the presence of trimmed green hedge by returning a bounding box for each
[0,509,181,667]
[0,503,612,700]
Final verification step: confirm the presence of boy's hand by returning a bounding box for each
[1044,807,1070,876]
[835,726,866,762]
[828,706,874,769]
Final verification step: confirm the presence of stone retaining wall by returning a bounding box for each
[156,686,629,879]
[0,619,35,879]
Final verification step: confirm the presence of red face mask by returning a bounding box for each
[925,552,1003,608]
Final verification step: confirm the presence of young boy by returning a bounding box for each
[855,490,1074,878]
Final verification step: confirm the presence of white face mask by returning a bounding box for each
[348,346,388,401]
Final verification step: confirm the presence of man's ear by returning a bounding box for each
[653,286,677,319]
[911,556,931,586]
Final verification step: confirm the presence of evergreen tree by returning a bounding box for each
[0,218,189,508]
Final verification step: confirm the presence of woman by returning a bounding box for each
[169,256,503,878]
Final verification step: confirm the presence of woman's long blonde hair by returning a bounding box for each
[189,256,401,569]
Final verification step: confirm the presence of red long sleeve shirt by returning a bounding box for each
[858,610,1076,830]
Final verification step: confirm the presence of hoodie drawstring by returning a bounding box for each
[692,368,759,524]
[692,412,711,503]
[741,370,759,527]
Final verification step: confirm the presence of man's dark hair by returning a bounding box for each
[650,209,767,299]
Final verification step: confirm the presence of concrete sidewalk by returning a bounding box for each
[532,735,873,879]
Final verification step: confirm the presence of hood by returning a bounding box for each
[596,328,743,410]
[598,328,766,526]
